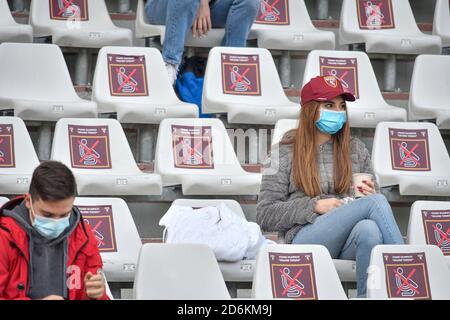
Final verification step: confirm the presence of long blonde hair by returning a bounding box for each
[280,101,352,197]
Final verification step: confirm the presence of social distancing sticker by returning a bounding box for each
[49,0,89,21]
[269,252,318,300]
[0,124,15,168]
[107,54,149,97]
[383,252,431,300]
[357,0,395,30]
[320,56,359,99]
[78,205,118,253]
[69,125,112,169]
[422,209,450,256]
[171,125,214,169]
[255,0,290,25]
[389,128,431,171]
[221,53,261,96]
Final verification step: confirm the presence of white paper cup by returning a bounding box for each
[352,173,374,198]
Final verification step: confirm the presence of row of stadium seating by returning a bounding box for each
[1,196,447,299]
[2,0,450,52]
[0,116,449,197]
[1,42,449,127]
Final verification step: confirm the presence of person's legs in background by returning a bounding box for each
[145,0,201,84]
[210,0,260,47]
[339,220,383,297]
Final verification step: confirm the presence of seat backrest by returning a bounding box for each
[30,0,115,29]
[171,199,246,219]
[252,244,347,299]
[74,197,142,269]
[0,43,78,100]
[0,197,9,207]
[407,201,450,258]
[340,0,421,38]
[155,118,244,174]
[0,0,16,25]
[272,119,298,146]
[367,244,450,299]
[93,46,179,106]
[303,50,387,108]
[252,0,316,31]
[133,243,230,299]
[51,118,142,175]
[433,0,450,46]
[0,116,39,179]
[409,54,450,113]
[203,46,290,106]
[372,122,450,181]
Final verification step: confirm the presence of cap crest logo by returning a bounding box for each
[324,75,338,88]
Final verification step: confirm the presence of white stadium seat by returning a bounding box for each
[30,0,132,48]
[0,43,97,121]
[0,197,9,206]
[272,119,298,146]
[251,0,335,51]
[372,122,450,196]
[339,0,441,54]
[0,0,33,43]
[0,117,39,195]
[155,118,261,195]
[303,50,407,127]
[51,118,162,196]
[252,244,347,300]
[74,197,142,282]
[409,54,450,129]
[367,245,450,299]
[135,0,225,48]
[433,0,450,47]
[133,243,231,300]
[407,201,450,265]
[202,47,299,124]
[161,199,256,282]
[92,46,198,124]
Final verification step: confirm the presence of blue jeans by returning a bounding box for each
[292,194,404,297]
[145,0,260,65]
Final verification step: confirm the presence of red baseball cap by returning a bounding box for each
[300,75,356,105]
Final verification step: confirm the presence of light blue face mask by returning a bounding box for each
[315,109,347,135]
[30,198,70,239]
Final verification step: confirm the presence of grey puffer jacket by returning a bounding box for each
[256,136,379,244]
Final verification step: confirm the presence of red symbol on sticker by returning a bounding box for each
[364,1,385,28]
[280,268,305,298]
[116,67,139,94]
[85,219,105,247]
[78,139,102,166]
[259,0,281,22]
[394,267,420,297]
[57,0,80,18]
[432,223,450,248]
[398,142,420,167]
[229,66,252,92]
[327,69,350,90]
[0,139,4,163]
[180,139,204,165]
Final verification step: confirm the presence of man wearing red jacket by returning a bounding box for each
[0,161,108,300]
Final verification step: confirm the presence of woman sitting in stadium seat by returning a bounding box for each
[256,75,404,298]
[145,0,260,85]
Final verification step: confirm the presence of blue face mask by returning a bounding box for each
[30,198,71,239]
[315,109,347,135]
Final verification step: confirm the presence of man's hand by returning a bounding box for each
[41,295,64,300]
[84,271,105,300]
[192,0,211,38]
[314,198,343,215]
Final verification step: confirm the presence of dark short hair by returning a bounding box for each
[29,161,77,202]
